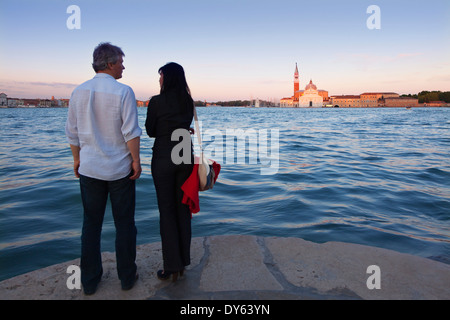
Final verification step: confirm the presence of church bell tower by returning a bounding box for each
[294,63,299,101]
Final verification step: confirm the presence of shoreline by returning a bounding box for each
[1,235,449,300]
[1,105,449,109]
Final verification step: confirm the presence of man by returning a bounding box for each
[65,42,142,295]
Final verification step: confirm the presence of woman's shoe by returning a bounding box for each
[157,269,184,282]
[122,273,139,291]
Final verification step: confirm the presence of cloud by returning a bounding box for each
[396,53,424,59]
[0,80,78,98]
[3,80,78,89]
[333,52,424,67]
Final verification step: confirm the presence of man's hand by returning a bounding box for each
[70,144,81,178]
[73,159,80,178]
[126,137,141,180]
[129,160,141,180]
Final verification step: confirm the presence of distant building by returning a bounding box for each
[330,95,362,108]
[136,100,150,107]
[360,92,399,107]
[280,63,328,107]
[23,99,40,107]
[279,64,419,108]
[360,93,381,107]
[0,93,7,106]
[298,80,323,108]
[330,92,418,108]
[58,99,70,107]
[424,101,446,107]
[39,99,54,107]
[280,97,294,107]
[7,98,20,107]
[384,97,419,107]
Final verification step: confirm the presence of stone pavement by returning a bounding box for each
[1,235,449,300]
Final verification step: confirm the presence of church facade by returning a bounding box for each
[280,63,328,108]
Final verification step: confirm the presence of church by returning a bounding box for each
[280,63,328,107]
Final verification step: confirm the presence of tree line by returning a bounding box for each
[402,91,450,103]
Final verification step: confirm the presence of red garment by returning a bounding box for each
[181,161,221,216]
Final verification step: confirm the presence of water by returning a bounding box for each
[1,107,449,281]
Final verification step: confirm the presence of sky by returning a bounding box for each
[1,0,449,101]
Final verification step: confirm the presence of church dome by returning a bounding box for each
[305,79,317,91]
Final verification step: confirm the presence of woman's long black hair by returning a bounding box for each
[159,62,193,110]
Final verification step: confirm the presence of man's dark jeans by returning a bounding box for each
[79,173,137,291]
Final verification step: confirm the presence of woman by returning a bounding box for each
[145,62,194,281]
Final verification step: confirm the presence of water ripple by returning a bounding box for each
[1,107,449,281]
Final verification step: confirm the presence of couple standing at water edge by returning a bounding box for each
[65,43,196,295]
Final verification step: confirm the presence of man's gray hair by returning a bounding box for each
[92,42,125,72]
